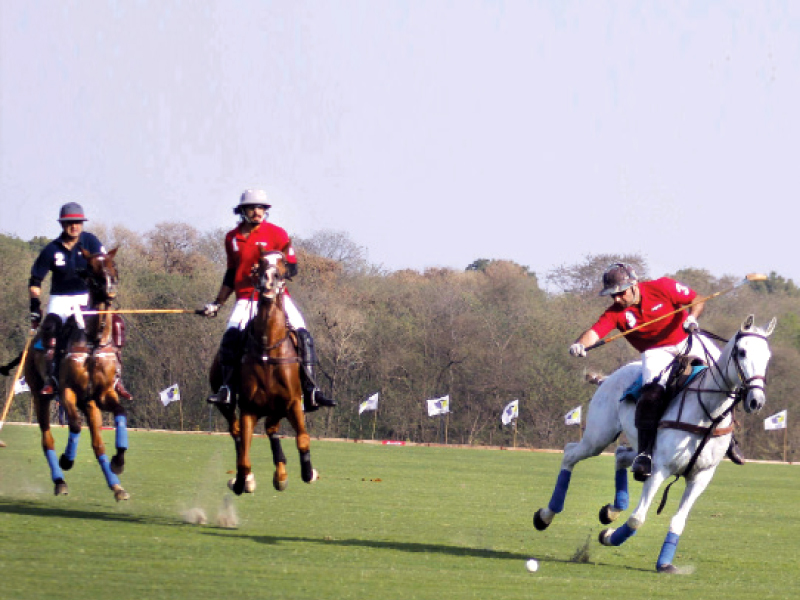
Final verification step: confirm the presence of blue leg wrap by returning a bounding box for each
[657,532,680,569]
[609,522,637,546]
[98,454,121,488]
[548,469,572,513]
[45,449,65,482]
[614,468,629,510]
[65,431,81,461]
[115,415,128,450]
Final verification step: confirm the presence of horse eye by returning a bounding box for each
[738,349,747,359]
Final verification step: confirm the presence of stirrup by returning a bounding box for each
[42,378,58,396]
[303,388,336,413]
[631,453,652,482]
[207,385,232,405]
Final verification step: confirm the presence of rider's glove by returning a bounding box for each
[30,297,42,329]
[683,315,699,333]
[569,343,586,357]
[202,302,221,318]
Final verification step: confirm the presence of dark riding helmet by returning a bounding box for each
[58,202,88,223]
[233,189,272,215]
[599,263,638,296]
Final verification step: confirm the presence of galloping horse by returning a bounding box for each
[210,249,317,496]
[533,315,775,572]
[24,248,130,501]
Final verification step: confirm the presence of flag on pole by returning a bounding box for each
[359,393,379,415]
[14,376,30,395]
[427,395,450,416]
[501,399,519,425]
[764,409,787,431]
[160,384,181,406]
[564,406,582,426]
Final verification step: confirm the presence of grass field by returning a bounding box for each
[0,423,798,600]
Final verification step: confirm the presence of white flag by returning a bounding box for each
[160,384,181,406]
[14,376,30,395]
[565,406,582,426]
[501,399,519,426]
[764,409,787,431]
[427,395,450,416]
[359,393,379,415]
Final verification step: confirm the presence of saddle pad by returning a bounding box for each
[619,365,707,402]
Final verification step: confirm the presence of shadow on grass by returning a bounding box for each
[0,498,186,527]
[203,530,653,572]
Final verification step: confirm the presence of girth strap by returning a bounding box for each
[658,420,734,437]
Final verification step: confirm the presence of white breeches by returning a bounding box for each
[47,294,89,329]
[225,296,306,331]
[641,335,721,385]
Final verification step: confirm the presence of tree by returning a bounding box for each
[546,253,648,296]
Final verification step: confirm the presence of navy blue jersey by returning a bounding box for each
[29,232,105,296]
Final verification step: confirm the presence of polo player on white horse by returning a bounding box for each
[568,263,744,481]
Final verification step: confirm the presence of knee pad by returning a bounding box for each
[635,383,667,430]
[220,328,244,366]
[41,314,62,340]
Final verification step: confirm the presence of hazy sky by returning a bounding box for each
[2,1,798,283]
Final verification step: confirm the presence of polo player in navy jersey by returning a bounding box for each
[29,203,132,399]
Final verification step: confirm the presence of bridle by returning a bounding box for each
[84,253,119,303]
[250,251,298,365]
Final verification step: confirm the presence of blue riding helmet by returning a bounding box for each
[599,263,638,296]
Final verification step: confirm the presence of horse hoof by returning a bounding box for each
[244,472,256,493]
[114,488,130,502]
[54,480,69,496]
[599,503,622,525]
[110,454,125,475]
[309,469,319,483]
[228,477,246,496]
[533,509,552,531]
[657,564,679,574]
[598,528,613,546]
[273,474,288,492]
[59,454,74,471]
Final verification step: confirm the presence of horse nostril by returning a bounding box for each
[750,399,760,411]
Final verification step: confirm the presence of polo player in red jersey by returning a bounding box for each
[201,189,335,413]
[569,263,744,481]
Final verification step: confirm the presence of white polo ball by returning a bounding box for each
[526,558,539,572]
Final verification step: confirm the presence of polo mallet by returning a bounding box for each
[82,309,206,315]
[0,331,36,432]
[585,273,768,352]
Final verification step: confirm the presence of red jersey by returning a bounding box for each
[590,278,697,353]
[224,222,298,299]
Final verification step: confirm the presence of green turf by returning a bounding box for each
[0,423,798,600]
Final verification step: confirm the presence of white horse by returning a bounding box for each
[533,315,776,573]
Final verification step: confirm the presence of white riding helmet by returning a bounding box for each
[234,189,272,214]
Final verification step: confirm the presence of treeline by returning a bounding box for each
[1,226,798,461]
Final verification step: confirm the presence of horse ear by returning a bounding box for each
[81,248,91,259]
[741,314,755,332]
[107,247,118,258]
[765,317,777,337]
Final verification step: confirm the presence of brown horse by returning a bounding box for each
[24,248,130,501]
[210,250,317,496]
